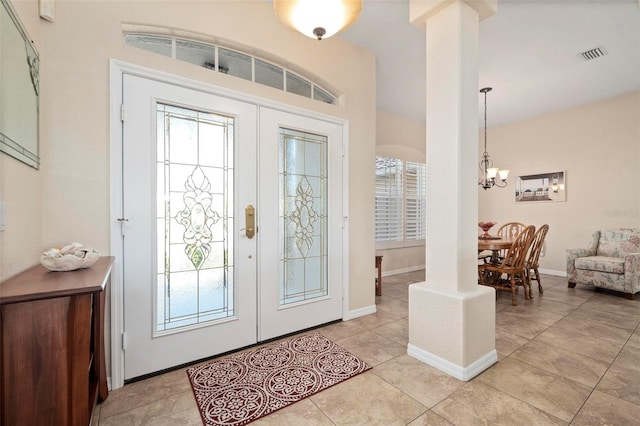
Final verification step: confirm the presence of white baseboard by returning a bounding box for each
[407,343,498,381]
[539,268,566,277]
[383,265,425,278]
[344,304,376,321]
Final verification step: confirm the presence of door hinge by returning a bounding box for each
[342,144,346,158]
[117,217,128,237]
[342,216,348,229]
[121,332,127,351]
[120,104,125,122]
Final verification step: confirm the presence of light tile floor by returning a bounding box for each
[97,271,640,425]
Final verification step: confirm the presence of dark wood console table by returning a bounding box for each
[0,256,114,425]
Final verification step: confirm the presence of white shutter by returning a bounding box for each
[405,161,427,241]
[375,157,403,242]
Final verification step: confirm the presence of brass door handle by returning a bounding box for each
[243,204,255,239]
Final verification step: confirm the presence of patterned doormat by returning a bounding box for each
[186,332,371,426]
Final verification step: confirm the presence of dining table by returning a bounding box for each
[478,235,515,264]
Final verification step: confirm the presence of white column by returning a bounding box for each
[407,0,498,381]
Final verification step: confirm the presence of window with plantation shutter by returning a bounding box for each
[405,161,427,241]
[375,157,404,242]
[375,156,426,248]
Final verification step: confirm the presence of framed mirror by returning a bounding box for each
[1,0,40,169]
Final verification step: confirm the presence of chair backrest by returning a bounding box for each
[496,222,528,259]
[501,225,536,270]
[527,224,549,269]
[497,222,526,239]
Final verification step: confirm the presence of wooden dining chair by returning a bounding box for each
[478,225,536,306]
[494,222,527,262]
[478,250,493,264]
[524,224,550,297]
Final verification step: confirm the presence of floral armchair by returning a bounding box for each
[566,228,640,299]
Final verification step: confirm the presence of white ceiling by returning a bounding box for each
[338,0,640,126]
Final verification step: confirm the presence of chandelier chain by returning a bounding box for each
[483,89,488,156]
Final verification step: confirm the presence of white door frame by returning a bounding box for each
[109,60,350,390]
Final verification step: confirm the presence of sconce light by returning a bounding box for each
[273,0,363,40]
[552,174,559,193]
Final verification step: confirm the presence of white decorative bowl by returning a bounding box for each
[40,242,100,272]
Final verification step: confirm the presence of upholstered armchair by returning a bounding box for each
[566,228,640,299]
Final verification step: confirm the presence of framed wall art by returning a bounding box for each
[515,171,566,202]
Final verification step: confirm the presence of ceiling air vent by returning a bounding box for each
[580,46,608,61]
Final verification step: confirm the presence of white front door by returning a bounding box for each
[120,73,343,380]
[257,108,344,340]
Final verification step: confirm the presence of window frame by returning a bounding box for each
[124,33,337,106]
[375,156,426,249]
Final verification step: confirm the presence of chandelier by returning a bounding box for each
[478,87,509,190]
[273,0,363,41]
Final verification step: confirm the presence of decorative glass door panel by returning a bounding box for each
[280,128,328,305]
[258,108,343,341]
[155,103,234,333]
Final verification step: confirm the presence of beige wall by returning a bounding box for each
[375,110,426,274]
[375,92,640,277]
[1,1,376,314]
[0,0,42,282]
[479,91,640,274]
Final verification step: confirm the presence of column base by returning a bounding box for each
[408,282,497,381]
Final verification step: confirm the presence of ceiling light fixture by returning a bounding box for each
[478,87,509,190]
[273,0,363,41]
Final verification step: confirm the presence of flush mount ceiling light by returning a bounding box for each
[273,0,363,41]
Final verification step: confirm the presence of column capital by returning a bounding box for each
[410,0,497,29]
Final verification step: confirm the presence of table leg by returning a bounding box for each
[375,255,383,296]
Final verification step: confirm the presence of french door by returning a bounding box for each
[120,74,343,380]
[257,108,344,340]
